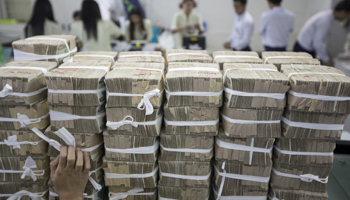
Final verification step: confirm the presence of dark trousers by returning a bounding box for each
[293,41,316,58]
[264,46,286,51]
[233,46,251,51]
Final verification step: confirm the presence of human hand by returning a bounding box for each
[224,42,231,49]
[50,146,91,200]
[325,59,334,67]
[185,24,193,30]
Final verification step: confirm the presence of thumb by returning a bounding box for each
[50,155,60,179]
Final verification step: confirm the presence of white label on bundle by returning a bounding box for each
[263,56,311,64]
[282,117,344,130]
[109,188,156,200]
[289,90,350,101]
[59,65,110,73]
[159,169,211,180]
[274,146,333,156]
[160,144,213,154]
[1,66,51,74]
[50,110,106,121]
[168,67,220,73]
[0,113,49,128]
[272,168,328,183]
[0,190,48,200]
[48,87,106,94]
[105,166,158,179]
[224,87,286,100]
[221,114,281,124]
[107,115,162,130]
[0,84,48,98]
[0,135,42,149]
[164,118,219,126]
[105,141,159,154]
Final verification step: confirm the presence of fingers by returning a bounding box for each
[83,152,91,174]
[50,155,59,179]
[59,146,68,168]
[75,148,83,172]
[67,146,76,168]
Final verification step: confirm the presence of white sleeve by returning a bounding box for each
[290,14,295,32]
[313,19,331,62]
[235,21,254,50]
[259,13,267,35]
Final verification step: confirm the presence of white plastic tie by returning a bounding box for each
[1,66,50,74]
[221,113,281,124]
[160,143,213,154]
[48,87,106,94]
[0,113,49,128]
[164,118,219,126]
[272,168,328,183]
[74,54,115,64]
[289,90,350,101]
[137,89,162,115]
[0,84,47,98]
[167,53,209,60]
[214,55,260,63]
[166,89,223,97]
[223,66,278,81]
[159,168,211,180]
[119,54,163,58]
[107,115,162,130]
[58,65,110,73]
[264,56,312,64]
[109,188,155,200]
[0,190,48,200]
[282,117,344,130]
[88,167,103,191]
[0,135,41,149]
[224,87,286,100]
[105,166,158,179]
[105,141,159,154]
[49,110,106,121]
[274,146,333,156]
[168,67,220,73]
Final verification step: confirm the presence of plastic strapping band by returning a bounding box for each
[167,53,209,60]
[164,118,219,126]
[274,146,333,156]
[160,143,213,153]
[119,54,163,58]
[107,115,162,130]
[288,90,350,101]
[105,141,159,154]
[0,113,49,128]
[0,190,48,200]
[168,67,220,73]
[50,110,106,121]
[221,114,281,124]
[48,87,106,94]
[159,169,211,180]
[105,166,158,179]
[224,87,286,100]
[59,65,110,73]
[287,72,346,79]
[50,191,99,198]
[223,66,278,81]
[0,135,43,149]
[111,67,165,84]
[215,164,270,182]
[272,168,328,183]
[264,56,311,64]
[166,89,223,97]
[159,196,209,200]
[213,188,266,200]
[74,54,115,64]
[281,117,344,130]
[109,188,156,200]
[216,138,272,153]
[214,55,260,63]
[0,84,48,98]
[1,66,50,74]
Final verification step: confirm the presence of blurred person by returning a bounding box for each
[125,7,153,42]
[259,0,295,51]
[70,0,122,51]
[171,0,204,48]
[224,0,254,51]
[73,10,81,21]
[294,0,350,66]
[95,0,117,21]
[50,146,90,200]
[24,0,62,37]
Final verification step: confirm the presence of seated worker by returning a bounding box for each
[125,7,153,43]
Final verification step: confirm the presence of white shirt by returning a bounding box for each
[95,0,116,21]
[228,11,254,50]
[297,10,334,63]
[259,7,295,48]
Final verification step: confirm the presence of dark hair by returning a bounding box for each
[234,0,247,6]
[73,10,81,19]
[81,0,101,41]
[25,0,56,37]
[335,0,350,12]
[268,0,282,5]
[129,7,146,41]
[179,0,197,9]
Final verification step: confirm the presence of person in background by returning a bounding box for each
[294,0,350,66]
[171,0,204,48]
[50,146,90,200]
[73,10,81,21]
[70,0,122,51]
[224,0,254,51]
[259,0,294,51]
[125,7,153,42]
[24,0,62,37]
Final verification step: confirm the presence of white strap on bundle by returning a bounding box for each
[168,67,220,73]
[221,114,281,124]
[160,144,213,154]
[50,110,106,121]
[105,166,158,179]
[224,87,286,100]
[0,135,43,149]
[75,54,116,64]
[109,188,156,200]
[159,196,209,200]
[214,55,259,63]
[0,156,47,181]
[59,65,110,73]
[0,113,49,128]
[164,118,219,126]
[274,146,333,156]
[281,117,344,130]
[1,66,51,74]
[106,115,162,130]
[159,168,211,180]
[0,190,48,200]
[263,56,311,64]
[167,53,208,60]
[215,162,270,200]
[50,191,99,199]
[31,127,103,190]
[287,71,346,79]
[14,37,77,61]
[288,90,350,101]
[119,54,163,58]
[166,89,223,97]
[213,188,266,200]
[105,141,159,154]
[272,168,328,183]
[107,88,163,115]
[0,84,48,98]
[48,87,106,94]
[223,66,278,81]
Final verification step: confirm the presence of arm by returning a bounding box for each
[258,14,266,36]
[146,20,153,42]
[234,21,254,50]
[312,20,331,63]
[171,13,190,34]
[196,13,204,34]
[109,21,123,40]
[125,21,130,42]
